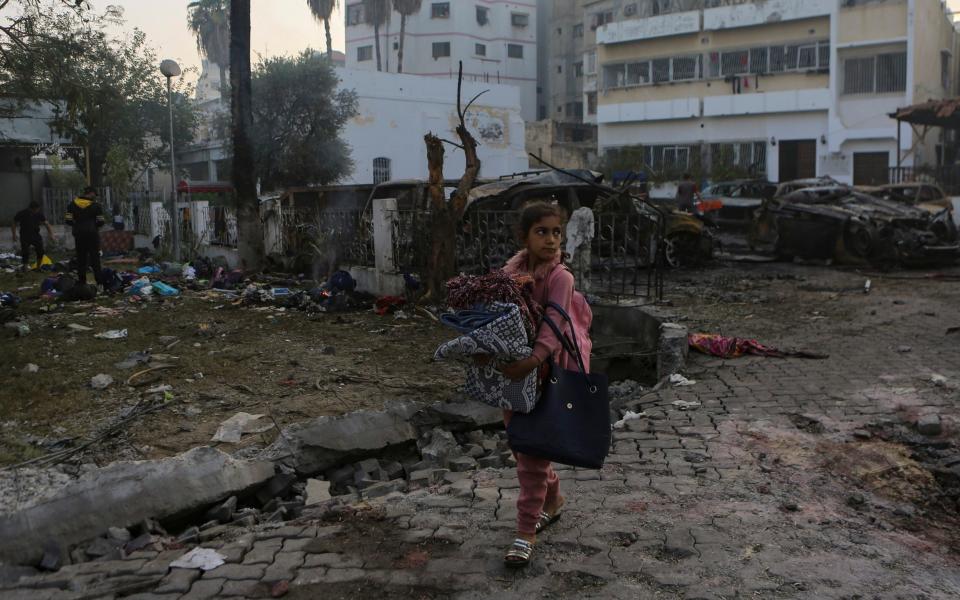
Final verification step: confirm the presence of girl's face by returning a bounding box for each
[524,215,563,263]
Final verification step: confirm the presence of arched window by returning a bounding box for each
[373,157,391,184]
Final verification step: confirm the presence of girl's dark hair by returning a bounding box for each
[517,201,564,240]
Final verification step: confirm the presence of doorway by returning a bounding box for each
[778,140,817,182]
[853,152,890,185]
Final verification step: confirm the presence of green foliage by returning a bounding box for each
[105,146,135,202]
[0,5,199,186]
[220,50,358,191]
[188,0,230,98]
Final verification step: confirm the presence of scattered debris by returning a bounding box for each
[211,412,274,444]
[613,411,646,429]
[22,363,39,374]
[4,321,30,337]
[896,345,913,354]
[304,479,332,506]
[670,374,697,387]
[114,351,152,370]
[89,374,114,390]
[67,323,92,332]
[672,399,701,411]
[916,414,943,437]
[169,547,226,571]
[689,333,827,359]
[94,329,128,340]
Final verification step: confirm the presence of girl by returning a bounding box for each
[498,201,593,568]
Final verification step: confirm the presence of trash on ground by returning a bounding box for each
[613,411,646,429]
[115,351,151,370]
[689,333,828,359]
[94,329,128,340]
[670,373,697,386]
[67,323,93,332]
[211,412,274,443]
[672,399,702,410]
[169,547,226,571]
[90,374,114,390]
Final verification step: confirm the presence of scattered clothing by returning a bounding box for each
[688,333,828,359]
[434,302,539,414]
[374,295,405,316]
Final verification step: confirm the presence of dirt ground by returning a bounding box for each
[0,260,461,468]
[2,255,958,471]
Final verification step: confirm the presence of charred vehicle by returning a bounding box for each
[858,182,955,216]
[751,185,958,266]
[697,179,778,230]
[461,172,713,269]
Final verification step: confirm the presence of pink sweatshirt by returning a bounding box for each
[503,250,593,373]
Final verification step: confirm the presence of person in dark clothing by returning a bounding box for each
[675,173,701,213]
[65,186,105,285]
[12,201,56,270]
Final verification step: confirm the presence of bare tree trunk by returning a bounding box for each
[218,64,227,104]
[230,0,263,270]
[397,14,406,73]
[324,18,332,58]
[423,62,483,302]
[374,23,382,71]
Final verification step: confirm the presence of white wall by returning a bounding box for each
[345,1,538,121]
[337,67,528,185]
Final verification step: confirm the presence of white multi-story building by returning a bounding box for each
[591,0,960,185]
[344,1,539,121]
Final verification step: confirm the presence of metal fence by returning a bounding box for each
[43,188,164,235]
[889,166,960,195]
[387,208,662,300]
[279,207,374,270]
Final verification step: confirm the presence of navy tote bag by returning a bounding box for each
[506,302,610,469]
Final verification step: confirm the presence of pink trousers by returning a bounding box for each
[503,410,560,536]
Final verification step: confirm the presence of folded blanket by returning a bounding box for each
[434,302,539,413]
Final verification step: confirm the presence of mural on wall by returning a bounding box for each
[452,107,511,149]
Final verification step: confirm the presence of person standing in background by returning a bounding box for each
[676,173,701,213]
[12,201,56,271]
[65,186,105,286]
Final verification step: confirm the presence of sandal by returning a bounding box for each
[534,510,562,533]
[504,538,534,568]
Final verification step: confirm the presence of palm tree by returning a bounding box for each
[187,0,230,101]
[363,0,390,71]
[393,0,421,73]
[306,0,339,58]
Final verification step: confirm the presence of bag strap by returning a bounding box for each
[545,301,588,370]
[541,311,587,377]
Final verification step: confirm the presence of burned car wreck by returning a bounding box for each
[752,186,958,266]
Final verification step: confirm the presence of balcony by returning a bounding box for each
[703,89,831,117]
[704,0,832,31]
[597,97,701,124]
[597,11,700,45]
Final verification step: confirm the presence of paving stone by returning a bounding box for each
[180,577,223,599]
[155,568,200,594]
[262,551,304,582]
[242,539,283,564]
[663,527,697,559]
[302,553,364,569]
[219,579,268,597]
[203,562,265,581]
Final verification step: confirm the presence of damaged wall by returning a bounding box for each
[337,68,528,185]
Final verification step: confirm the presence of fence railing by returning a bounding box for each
[279,207,375,270]
[889,166,960,195]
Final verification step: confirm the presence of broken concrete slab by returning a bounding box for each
[262,402,420,476]
[304,480,331,506]
[917,414,943,436]
[0,447,273,566]
[411,399,502,432]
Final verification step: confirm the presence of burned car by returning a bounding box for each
[697,179,778,230]
[858,182,955,216]
[461,171,713,270]
[751,185,958,266]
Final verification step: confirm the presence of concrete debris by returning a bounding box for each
[107,526,131,543]
[658,323,689,379]
[256,473,298,506]
[263,402,419,475]
[22,363,39,374]
[0,468,75,517]
[212,412,273,443]
[930,374,948,387]
[204,495,237,523]
[170,547,226,571]
[418,428,461,468]
[411,399,503,432]
[0,447,273,566]
[304,479,332,506]
[672,399,701,410]
[916,414,943,437]
[90,374,114,390]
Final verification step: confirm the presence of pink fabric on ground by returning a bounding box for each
[503,410,560,535]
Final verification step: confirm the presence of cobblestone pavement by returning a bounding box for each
[3,264,960,599]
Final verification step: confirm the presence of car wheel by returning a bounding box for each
[664,232,703,268]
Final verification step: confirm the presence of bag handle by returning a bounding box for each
[540,302,588,376]
[546,301,588,370]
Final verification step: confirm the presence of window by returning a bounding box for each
[672,56,698,80]
[432,41,451,58]
[626,61,649,85]
[586,52,597,74]
[715,40,829,77]
[587,92,597,115]
[373,157,391,185]
[624,3,637,16]
[512,13,530,27]
[557,65,562,74]
[476,5,488,26]
[573,24,584,38]
[357,45,373,62]
[346,3,364,25]
[574,62,584,78]
[431,2,449,18]
[843,51,906,94]
[749,48,768,74]
[591,11,614,29]
[603,55,701,89]
[942,51,952,90]
[798,44,817,69]
[709,142,768,175]
[876,52,907,92]
[721,50,749,76]
[508,44,524,59]
[475,43,486,57]
[652,58,670,83]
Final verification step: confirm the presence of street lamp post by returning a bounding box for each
[160,59,182,262]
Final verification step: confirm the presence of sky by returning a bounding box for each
[100,0,346,82]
